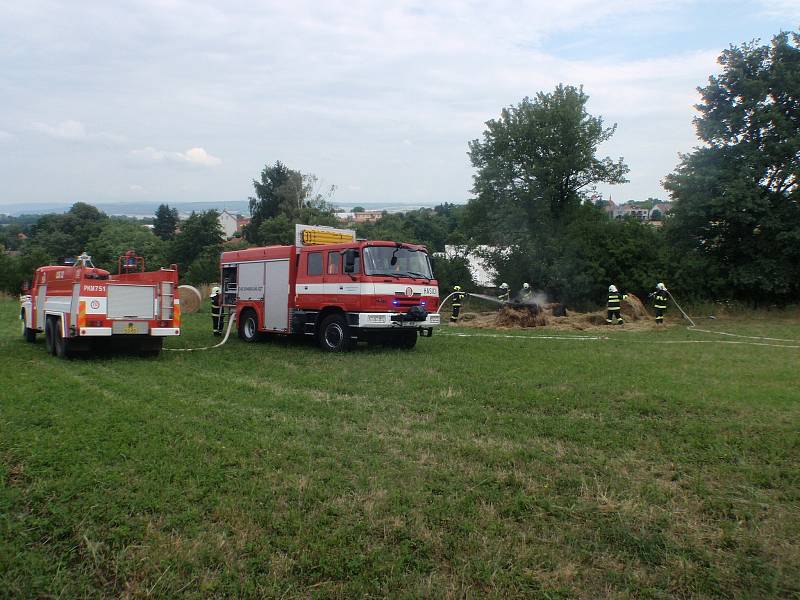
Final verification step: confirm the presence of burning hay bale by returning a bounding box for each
[622,293,648,320]
[495,303,548,328]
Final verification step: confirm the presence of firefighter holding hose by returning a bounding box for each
[606,285,627,325]
[650,282,669,325]
[450,285,465,324]
[498,282,510,302]
[210,286,224,335]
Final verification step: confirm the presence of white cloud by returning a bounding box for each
[183,147,222,167]
[0,129,12,141]
[0,1,792,206]
[129,184,146,193]
[33,119,87,140]
[31,119,126,144]
[131,146,221,167]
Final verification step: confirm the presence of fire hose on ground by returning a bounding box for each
[163,310,237,352]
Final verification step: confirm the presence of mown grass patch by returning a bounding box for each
[1,300,798,598]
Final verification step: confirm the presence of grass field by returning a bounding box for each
[1,299,799,599]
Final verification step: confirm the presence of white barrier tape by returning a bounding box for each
[438,329,799,348]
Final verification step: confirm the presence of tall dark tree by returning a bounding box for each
[153,204,179,241]
[664,31,800,304]
[466,85,628,242]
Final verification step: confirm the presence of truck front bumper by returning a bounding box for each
[354,312,440,329]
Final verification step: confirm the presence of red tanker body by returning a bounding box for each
[19,252,180,357]
[220,225,440,351]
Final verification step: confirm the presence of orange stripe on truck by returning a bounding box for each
[78,300,87,328]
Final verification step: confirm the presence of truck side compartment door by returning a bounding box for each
[264,260,290,331]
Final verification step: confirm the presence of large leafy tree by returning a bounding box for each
[244,161,339,244]
[28,202,108,261]
[246,161,338,242]
[86,219,168,272]
[169,210,224,275]
[664,31,800,304]
[466,85,628,241]
[464,86,632,304]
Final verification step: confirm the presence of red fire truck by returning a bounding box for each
[19,251,180,358]
[220,225,440,351]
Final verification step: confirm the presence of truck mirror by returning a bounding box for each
[343,249,357,273]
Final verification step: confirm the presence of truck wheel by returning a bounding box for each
[54,320,72,359]
[139,338,163,357]
[238,310,260,343]
[319,314,352,352]
[20,311,36,343]
[396,330,418,350]
[45,318,56,355]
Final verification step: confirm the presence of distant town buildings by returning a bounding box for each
[337,210,385,224]
[218,210,250,239]
[599,199,673,224]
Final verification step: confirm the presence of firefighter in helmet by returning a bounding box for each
[606,285,627,325]
[450,285,465,324]
[210,286,224,335]
[520,282,533,303]
[650,282,668,324]
[498,282,510,302]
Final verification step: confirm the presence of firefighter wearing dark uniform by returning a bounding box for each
[651,282,668,324]
[498,282,510,302]
[450,285,465,323]
[606,285,627,324]
[210,286,224,335]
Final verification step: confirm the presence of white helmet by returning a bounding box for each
[608,285,617,293]
[500,282,509,289]
[656,282,666,291]
[523,282,530,289]
[211,286,221,296]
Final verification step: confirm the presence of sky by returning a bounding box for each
[0,0,797,210]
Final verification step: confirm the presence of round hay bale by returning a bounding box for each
[178,284,202,313]
[622,293,648,320]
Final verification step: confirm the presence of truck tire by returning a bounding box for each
[45,318,56,355]
[139,338,163,357]
[238,309,260,343]
[20,311,36,343]
[319,314,352,352]
[396,330,418,350]
[54,320,72,359]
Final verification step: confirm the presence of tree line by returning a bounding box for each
[2,31,797,308]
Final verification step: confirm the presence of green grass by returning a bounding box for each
[1,300,799,599]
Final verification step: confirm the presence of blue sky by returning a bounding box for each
[0,1,797,209]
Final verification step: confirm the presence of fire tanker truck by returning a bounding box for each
[220,225,440,351]
[19,251,180,358]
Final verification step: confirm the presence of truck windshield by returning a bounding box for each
[363,246,433,279]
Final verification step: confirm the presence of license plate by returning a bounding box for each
[112,321,147,334]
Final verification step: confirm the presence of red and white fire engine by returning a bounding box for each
[220,225,440,351]
[19,251,180,358]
